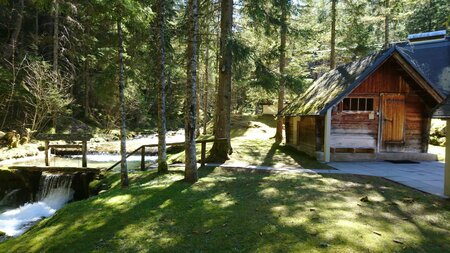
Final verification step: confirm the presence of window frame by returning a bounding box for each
[341,97,374,112]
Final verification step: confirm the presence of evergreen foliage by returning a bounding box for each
[0,0,448,133]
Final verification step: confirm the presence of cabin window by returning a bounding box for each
[342,98,374,111]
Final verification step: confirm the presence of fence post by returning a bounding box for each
[82,140,88,168]
[201,141,206,167]
[45,141,49,166]
[141,146,145,171]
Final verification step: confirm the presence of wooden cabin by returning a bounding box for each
[281,35,450,162]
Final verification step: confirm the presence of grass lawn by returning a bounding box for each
[1,168,449,253]
[169,114,331,169]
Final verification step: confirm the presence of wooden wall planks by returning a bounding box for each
[286,58,437,158]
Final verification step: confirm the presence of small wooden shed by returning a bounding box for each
[280,35,450,162]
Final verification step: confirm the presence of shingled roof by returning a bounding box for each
[280,37,450,116]
[433,97,450,119]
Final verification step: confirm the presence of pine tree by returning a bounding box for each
[156,0,168,174]
[209,0,233,161]
[275,0,288,143]
[117,19,128,188]
[185,0,199,182]
[330,0,337,69]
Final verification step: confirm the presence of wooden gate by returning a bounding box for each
[381,94,405,145]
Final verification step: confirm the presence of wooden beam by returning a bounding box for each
[142,138,227,148]
[82,140,87,168]
[141,146,145,171]
[48,144,83,149]
[107,139,227,171]
[422,118,431,153]
[324,108,332,162]
[445,120,450,197]
[45,140,49,166]
[35,133,93,141]
[292,116,298,145]
[9,166,101,174]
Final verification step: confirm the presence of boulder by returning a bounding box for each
[3,131,20,148]
[20,136,29,145]
[0,131,5,140]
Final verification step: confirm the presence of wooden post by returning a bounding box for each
[201,141,206,167]
[141,146,145,171]
[44,140,49,166]
[292,117,298,146]
[422,118,431,153]
[445,120,450,197]
[324,108,332,162]
[82,140,87,168]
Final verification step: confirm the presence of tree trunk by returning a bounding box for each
[330,0,337,69]
[53,0,60,73]
[196,81,201,138]
[275,0,287,144]
[185,0,199,182]
[384,0,390,49]
[1,0,24,129]
[156,0,168,173]
[203,35,210,135]
[84,59,90,119]
[208,0,233,162]
[3,0,24,59]
[35,10,39,48]
[118,20,128,188]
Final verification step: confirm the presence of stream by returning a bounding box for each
[0,153,160,239]
[0,131,184,239]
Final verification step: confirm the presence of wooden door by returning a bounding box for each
[381,94,405,144]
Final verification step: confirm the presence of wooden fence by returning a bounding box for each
[107,138,227,171]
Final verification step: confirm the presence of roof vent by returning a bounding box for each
[408,30,447,44]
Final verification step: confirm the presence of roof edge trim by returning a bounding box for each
[317,47,396,115]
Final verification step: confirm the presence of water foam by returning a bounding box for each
[0,173,74,237]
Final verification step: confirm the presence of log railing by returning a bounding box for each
[107,138,227,171]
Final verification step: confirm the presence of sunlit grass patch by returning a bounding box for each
[1,168,449,253]
[167,114,330,169]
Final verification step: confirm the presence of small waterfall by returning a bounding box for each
[37,174,74,208]
[0,173,74,237]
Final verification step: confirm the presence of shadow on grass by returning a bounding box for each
[239,141,331,169]
[262,143,278,166]
[2,168,450,253]
[276,145,332,169]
